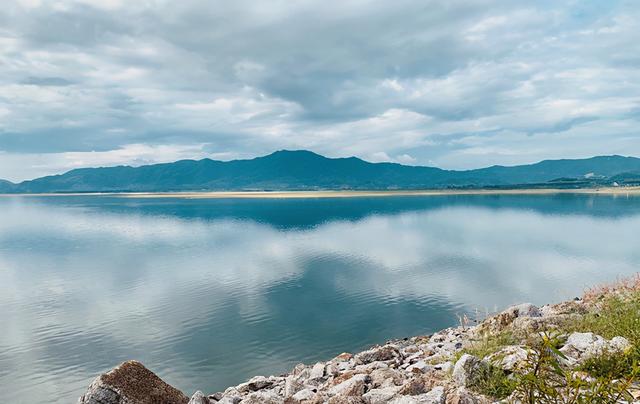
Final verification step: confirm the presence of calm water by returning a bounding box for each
[1,194,639,403]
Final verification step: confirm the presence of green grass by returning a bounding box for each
[571,291,640,345]
[457,331,517,362]
[468,364,515,399]
[460,289,640,401]
[578,350,637,379]
[458,331,518,399]
[566,290,640,379]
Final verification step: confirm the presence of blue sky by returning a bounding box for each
[1,0,639,181]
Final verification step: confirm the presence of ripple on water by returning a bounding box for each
[1,195,640,402]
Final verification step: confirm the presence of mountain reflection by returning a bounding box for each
[0,194,639,402]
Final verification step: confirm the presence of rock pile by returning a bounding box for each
[78,297,638,403]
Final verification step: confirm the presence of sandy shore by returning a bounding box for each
[2,187,639,199]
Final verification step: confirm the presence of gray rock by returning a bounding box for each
[242,390,285,404]
[453,354,486,387]
[77,360,189,404]
[328,374,371,397]
[559,332,631,365]
[485,345,530,372]
[355,345,401,365]
[433,361,453,374]
[326,362,340,377]
[405,352,424,363]
[388,388,445,404]
[243,375,273,391]
[284,375,304,397]
[446,387,484,403]
[188,391,209,404]
[292,388,316,402]
[310,362,326,380]
[421,386,446,404]
[369,368,406,388]
[216,397,241,404]
[362,386,401,403]
[508,303,542,318]
[405,360,432,373]
[208,392,224,401]
[355,361,389,373]
[611,336,632,351]
[388,397,418,404]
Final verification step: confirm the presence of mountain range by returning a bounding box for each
[1,150,640,193]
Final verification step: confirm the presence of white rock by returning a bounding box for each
[356,362,389,375]
[433,361,453,374]
[292,388,316,402]
[325,362,340,376]
[485,345,530,372]
[388,388,445,404]
[309,362,325,380]
[421,386,446,404]
[188,391,209,404]
[369,368,406,388]
[389,396,420,404]
[242,390,284,404]
[328,374,370,397]
[559,332,631,365]
[284,375,303,397]
[217,397,241,404]
[405,352,424,363]
[610,336,632,351]
[363,386,401,404]
[406,360,431,373]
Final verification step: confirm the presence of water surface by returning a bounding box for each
[1,194,639,402]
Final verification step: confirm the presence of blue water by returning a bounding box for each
[1,193,639,403]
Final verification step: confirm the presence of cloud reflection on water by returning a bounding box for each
[0,195,639,402]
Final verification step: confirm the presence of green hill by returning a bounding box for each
[8,151,640,193]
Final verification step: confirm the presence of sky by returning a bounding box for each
[1,0,639,182]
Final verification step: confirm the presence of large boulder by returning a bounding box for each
[559,332,631,366]
[78,361,189,404]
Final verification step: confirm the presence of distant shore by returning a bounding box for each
[2,186,640,199]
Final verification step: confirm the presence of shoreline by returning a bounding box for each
[3,186,640,199]
[79,276,640,404]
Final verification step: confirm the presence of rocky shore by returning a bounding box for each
[78,279,640,404]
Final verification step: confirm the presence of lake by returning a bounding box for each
[1,193,639,403]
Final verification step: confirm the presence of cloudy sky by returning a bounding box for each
[1,0,639,181]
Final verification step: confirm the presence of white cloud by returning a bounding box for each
[0,0,639,179]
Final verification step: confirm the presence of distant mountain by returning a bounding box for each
[0,179,15,193]
[7,151,640,193]
[610,171,640,185]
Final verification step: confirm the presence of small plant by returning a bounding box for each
[578,350,636,379]
[575,292,640,348]
[462,331,518,360]
[511,333,639,403]
[468,364,515,399]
